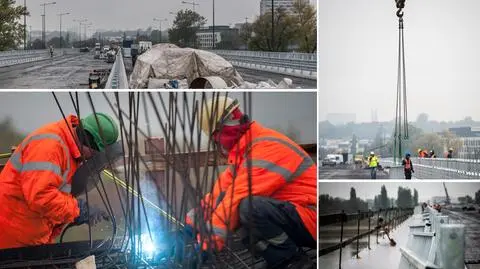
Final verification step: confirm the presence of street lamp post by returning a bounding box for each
[271,0,275,51]
[58,12,70,49]
[24,0,27,50]
[212,0,215,49]
[181,0,199,11]
[74,19,87,47]
[153,18,168,43]
[40,1,56,49]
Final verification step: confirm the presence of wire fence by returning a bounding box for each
[319,207,414,269]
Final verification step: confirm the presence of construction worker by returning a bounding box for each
[0,113,119,249]
[417,148,424,158]
[429,150,436,158]
[184,97,316,269]
[368,151,379,179]
[446,148,453,158]
[402,153,414,179]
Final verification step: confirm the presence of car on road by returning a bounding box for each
[322,154,343,167]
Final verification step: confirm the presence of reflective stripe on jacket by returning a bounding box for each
[0,115,81,249]
[192,121,317,250]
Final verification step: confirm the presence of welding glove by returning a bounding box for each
[73,198,110,226]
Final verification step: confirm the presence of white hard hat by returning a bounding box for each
[199,96,240,135]
[370,151,374,155]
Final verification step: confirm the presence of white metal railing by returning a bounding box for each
[398,206,465,269]
[381,157,480,179]
[0,50,49,67]
[206,50,317,80]
[105,50,129,89]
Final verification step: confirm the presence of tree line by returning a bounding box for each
[319,185,419,215]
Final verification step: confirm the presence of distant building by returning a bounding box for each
[195,25,238,49]
[326,113,356,125]
[260,0,307,15]
[448,127,480,159]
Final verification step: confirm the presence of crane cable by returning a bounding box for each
[393,0,409,163]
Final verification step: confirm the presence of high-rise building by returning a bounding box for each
[260,0,307,15]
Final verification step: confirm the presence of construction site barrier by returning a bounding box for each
[207,50,317,80]
[399,206,465,269]
[319,207,414,269]
[0,49,80,68]
[381,157,480,179]
[104,50,129,89]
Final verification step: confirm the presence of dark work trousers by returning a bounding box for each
[404,169,412,179]
[238,196,315,269]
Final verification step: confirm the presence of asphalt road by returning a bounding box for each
[0,53,113,89]
[319,164,390,179]
[236,67,317,89]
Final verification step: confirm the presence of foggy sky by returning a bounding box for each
[19,0,316,33]
[319,182,480,202]
[318,0,480,123]
[0,91,316,144]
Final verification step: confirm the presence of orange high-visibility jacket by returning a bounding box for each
[0,115,81,249]
[190,121,317,250]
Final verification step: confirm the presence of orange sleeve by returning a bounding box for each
[211,141,303,233]
[19,140,80,225]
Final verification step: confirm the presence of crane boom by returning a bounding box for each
[443,182,451,205]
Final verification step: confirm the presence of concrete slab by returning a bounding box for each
[341,215,414,269]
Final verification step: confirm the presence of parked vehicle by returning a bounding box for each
[322,154,343,166]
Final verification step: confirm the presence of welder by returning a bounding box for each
[0,113,119,249]
[184,96,317,269]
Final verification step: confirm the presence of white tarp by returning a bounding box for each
[129,43,244,89]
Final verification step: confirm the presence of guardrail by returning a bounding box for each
[381,157,480,179]
[105,50,129,89]
[399,206,465,269]
[0,50,50,68]
[207,50,317,80]
[319,207,414,269]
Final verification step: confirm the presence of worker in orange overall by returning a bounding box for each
[0,113,119,249]
[184,97,317,269]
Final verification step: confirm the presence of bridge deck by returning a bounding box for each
[341,209,420,269]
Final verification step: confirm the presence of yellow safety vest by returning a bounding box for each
[368,156,378,167]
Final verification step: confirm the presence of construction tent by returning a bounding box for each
[129,43,244,88]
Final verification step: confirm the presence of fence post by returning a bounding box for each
[356,210,360,258]
[368,210,371,250]
[376,209,381,244]
[339,210,345,269]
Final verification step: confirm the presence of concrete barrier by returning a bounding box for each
[398,207,465,269]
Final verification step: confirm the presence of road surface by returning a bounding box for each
[0,53,113,89]
[0,54,316,89]
[319,165,389,179]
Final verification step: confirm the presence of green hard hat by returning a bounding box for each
[81,113,119,152]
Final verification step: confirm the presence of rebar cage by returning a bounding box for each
[0,92,316,269]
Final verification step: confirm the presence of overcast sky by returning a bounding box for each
[318,0,480,123]
[19,0,316,32]
[0,91,316,144]
[319,182,480,202]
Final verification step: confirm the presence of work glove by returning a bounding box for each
[73,198,110,226]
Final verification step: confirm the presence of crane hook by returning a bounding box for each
[395,0,405,18]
